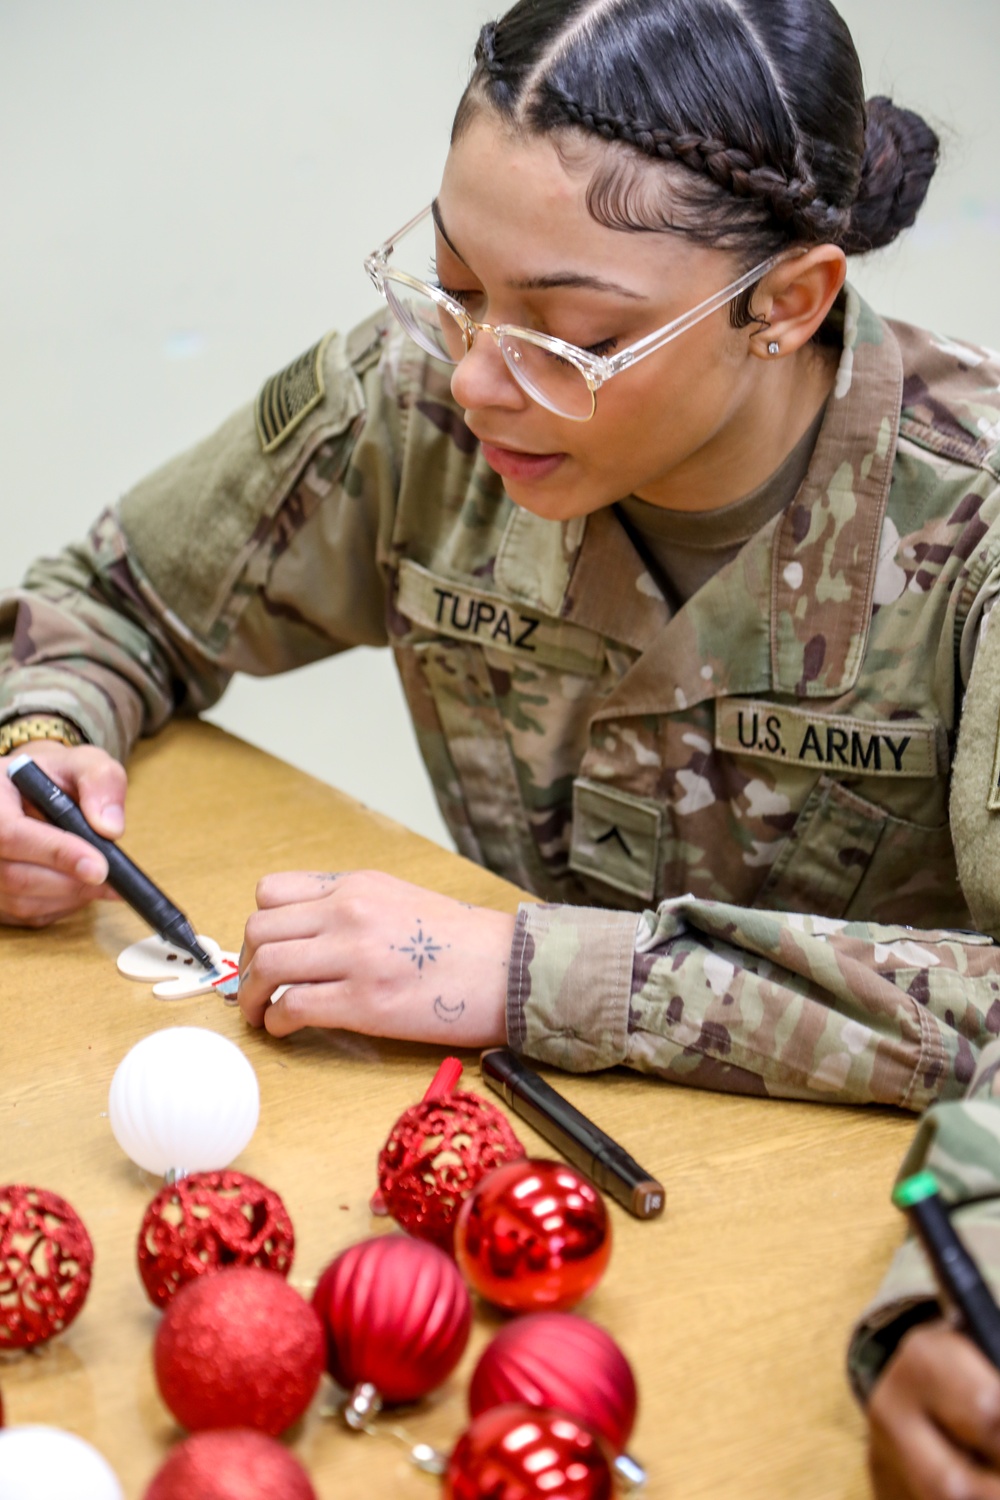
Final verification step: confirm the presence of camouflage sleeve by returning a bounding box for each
[845,1038,1000,1401]
[0,321,393,762]
[507,895,1000,1109]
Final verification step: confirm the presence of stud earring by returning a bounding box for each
[767,341,781,356]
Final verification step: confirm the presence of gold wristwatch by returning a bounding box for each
[0,714,86,757]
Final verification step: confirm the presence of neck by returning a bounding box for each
[635,342,839,513]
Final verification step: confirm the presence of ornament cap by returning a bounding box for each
[614,1453,649,1492]
[344,1382,382,1430]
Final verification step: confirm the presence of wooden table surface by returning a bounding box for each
[0,720,913,1498]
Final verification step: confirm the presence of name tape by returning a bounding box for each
[716,699,938,779]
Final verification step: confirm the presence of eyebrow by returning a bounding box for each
[431,199,649,303]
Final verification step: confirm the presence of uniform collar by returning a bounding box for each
[502,286,903,718]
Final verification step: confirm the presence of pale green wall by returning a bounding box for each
[2,1,997,846]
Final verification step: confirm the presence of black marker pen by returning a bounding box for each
[480,1047,666,1220]
[894,1170,1000,1369]
[7,754,215,972]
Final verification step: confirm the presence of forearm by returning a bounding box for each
[508,895,1000,1109]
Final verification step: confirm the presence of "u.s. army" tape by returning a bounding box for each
[716,699,939,778]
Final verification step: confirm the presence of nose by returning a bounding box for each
[449,326,528,415]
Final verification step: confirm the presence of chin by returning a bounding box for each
[500,473,610,524]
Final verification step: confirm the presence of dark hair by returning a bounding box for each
[453,0,939,302]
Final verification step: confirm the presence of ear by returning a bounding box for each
[748,245,847,358]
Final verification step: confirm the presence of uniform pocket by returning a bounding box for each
[754,775,969,926]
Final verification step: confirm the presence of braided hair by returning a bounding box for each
[454,0,939,323]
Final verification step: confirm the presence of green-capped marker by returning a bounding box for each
[894,1169,1000,1369]
[892,1170,940,1210]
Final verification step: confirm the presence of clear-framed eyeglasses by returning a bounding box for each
[365,205,791,422]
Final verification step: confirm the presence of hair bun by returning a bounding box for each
[843,95,940,254]
[475,21,505,78]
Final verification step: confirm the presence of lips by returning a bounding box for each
[478,439,566,483]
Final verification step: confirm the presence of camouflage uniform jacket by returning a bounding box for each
[4,288,1000,1116]
[849,1034,1000,1399]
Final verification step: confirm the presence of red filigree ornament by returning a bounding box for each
[312,1234,471,1410]
[378,1089,525,1252]
[137,1169,294,1308]
[446,1403,614,1500]
[154,1267,324,1435]
[454,1159,612,1313]
[144,1428,318,1500]
[0,1184,94,1350]
[469,1312,638,1454]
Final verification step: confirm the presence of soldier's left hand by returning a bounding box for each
[868,1320,1000,1498]
[237,869,515,1047]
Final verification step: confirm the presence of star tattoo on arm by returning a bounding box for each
[390,920,449,974]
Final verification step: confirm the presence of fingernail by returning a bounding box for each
[76,855,107,883]
[100,804,125,836]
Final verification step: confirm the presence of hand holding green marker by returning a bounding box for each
[894,1169,1000,1368]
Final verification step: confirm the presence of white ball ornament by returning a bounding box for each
[108,1027,260,1179]
[0,1426,124,1500]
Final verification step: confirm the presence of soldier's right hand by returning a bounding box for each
[868,1320,1000,1498]
[0,741,127,926]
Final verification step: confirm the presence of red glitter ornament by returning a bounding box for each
[454,1159,611,1313]
[446,1404,614,1500]
[154,1267,324,1435]
[0,1184,94,1350]
[137,1169,294,1308]
[377,1089,524,1252]
[312,1234,471,1405]
[469,1313,638,1453]
[144,1428,317,1500]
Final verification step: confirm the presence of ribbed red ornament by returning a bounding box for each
[469,1313,637,1453]
[446,1404,614,1500]
[0,1184,94,1350]
[154,1267,324,1435]
[311,1234,471,1403]
[144,1429,317,1500]
[137,1170,294,1308]
[454,1159,611,1312]
[377,1090,524,1252]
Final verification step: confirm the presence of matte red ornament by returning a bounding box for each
[0,1184,94,1350]
[137,1169,294,1308]
[469,1312,638,1453]
[154,1267,324,1435]
[454,1159,611,1312]
[144,1428,317,1500]
[377,1089,525,1251]
[446,1403,614,1500]
[311,1234,471,1404]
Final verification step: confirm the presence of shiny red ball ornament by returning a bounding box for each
[454,1159,611,1312]
[446,1403,614,1500]
[312,1234,471,1404]
[377,1089,524,1252]
[469,1312,637,1453]
[154,1267,324,1435]
[144,1428,317,1500]
[137,1169,295,1308]
[0,1184,94,1350]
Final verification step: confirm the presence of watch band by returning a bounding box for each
[0,714,86,757]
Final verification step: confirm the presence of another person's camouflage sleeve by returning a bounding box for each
[0,322,392,763]
[845,1037,1000,1400]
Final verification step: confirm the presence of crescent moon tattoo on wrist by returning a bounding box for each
[433,996,466,1023]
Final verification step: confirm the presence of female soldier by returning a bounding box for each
[2,1,1000,1491]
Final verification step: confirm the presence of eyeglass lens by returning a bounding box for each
[383,276,596,420]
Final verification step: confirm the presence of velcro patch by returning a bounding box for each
[716,699,939,779]
[396,560,604,675]
[990,715,1000,812]
[255,335,331,453]
[569,780,662,900]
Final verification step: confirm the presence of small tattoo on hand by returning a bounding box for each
[433,996,466,1024]
[391,921,448,972]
